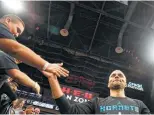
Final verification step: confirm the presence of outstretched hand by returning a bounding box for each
[42,71,59,79]
[45,63,69,77]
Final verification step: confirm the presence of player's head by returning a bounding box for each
[108,70,127,90]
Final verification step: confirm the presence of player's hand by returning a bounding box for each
[45,63,69,77]
[42,71,58,79]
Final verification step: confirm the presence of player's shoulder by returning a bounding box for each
[96,96,111,103]
[127,97,142,102]
[127,97,144,105]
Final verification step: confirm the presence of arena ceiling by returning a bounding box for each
[1,1,154,112]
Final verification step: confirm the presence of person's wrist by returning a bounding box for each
[42,62,50,71]
[33,82,37,89]
[48,75,57,81]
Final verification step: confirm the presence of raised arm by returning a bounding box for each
[43,71,95,114]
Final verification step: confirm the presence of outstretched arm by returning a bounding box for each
[0,38,47,70]
[0,39,69,77]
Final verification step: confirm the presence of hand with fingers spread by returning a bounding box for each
[43,63,69,77]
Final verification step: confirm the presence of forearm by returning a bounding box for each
[12,45,47,70]
[0,39,47,70]
[48,77,71,113]
[12,71,36,89]
[48,77,64,99]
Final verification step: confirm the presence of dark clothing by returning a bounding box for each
[0,23,18,88]
[0,82,17,101]
[0,82,17,114]
[0,23,16,40]
[55,95,150,114]
[0,23,18,113]
[0,51,18,72]
[0,51,19,88]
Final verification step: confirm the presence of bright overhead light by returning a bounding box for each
[2,0,24,12]
[142,35,154,64]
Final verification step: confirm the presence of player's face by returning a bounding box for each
[108,70,127,90]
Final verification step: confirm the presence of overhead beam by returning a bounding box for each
[32,37,145,75]
[67,1,154,33]
[47,1,52,39]
[88,2,106,52]
[140,1,154,9]
[117,1,138,49]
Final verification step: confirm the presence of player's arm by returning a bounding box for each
[43,71,95,114]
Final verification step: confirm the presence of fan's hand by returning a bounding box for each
[44,63,69,77]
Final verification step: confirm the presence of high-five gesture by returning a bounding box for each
[43,63,69,77]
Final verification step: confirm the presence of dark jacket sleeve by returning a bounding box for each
[135,100,151,114]
[1,82,17,101]
[55,95,95,114]
[140,101,151,114]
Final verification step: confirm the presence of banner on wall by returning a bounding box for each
[127,82,144,91]
[60,84,99,104]
[17,84,99,111]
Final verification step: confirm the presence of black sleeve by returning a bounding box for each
[55,95,95,114]
[0,82,17,101]
[137,100,151,114]
[0,24,16,40]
